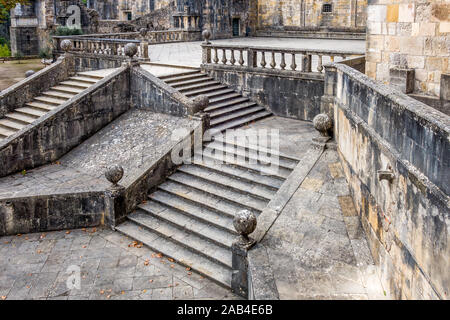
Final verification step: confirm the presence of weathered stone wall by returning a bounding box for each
[329,63,449,299]
[0,56,73,118]
[365,0,449,97]
[131,66,199,117]
[256,0,367,33]
[0,66,131,178]
[202,64,324,121]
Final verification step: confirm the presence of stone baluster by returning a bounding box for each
[141,41,149,59]
[222,49,227,65]
[317,55,323,72]
[280,52,286,70]
[213,47,219,64]
[302,54,312,72]
[270,51,276,69]
[260,51,266,68]
[230,49,236,65]
[290,53,297,70]
[330,55,335,62]
[238,49,244,66]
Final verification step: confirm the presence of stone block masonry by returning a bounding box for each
[365,0,449,97]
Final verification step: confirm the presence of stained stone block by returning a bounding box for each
[390,67,415,94]
[440,73,450,101]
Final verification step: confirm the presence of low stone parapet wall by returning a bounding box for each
[329,63,449,299]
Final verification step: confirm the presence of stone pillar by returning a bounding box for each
[104,165,126,228]
[247,49,257,68]
[440,73,450,101]
[390,67,415,94]
[320,64,338,117]
[231,210,257,298]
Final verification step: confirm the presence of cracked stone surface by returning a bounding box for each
[0,227,240,300]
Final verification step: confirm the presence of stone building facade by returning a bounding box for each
[365,0,450,98]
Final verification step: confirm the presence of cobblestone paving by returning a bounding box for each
[0,227,240,300]
[149,37,366,67]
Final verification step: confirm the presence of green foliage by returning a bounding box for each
[0,0,30,23]
[0,43,10,57]
[53,26,83,36]
[39,46,52,59]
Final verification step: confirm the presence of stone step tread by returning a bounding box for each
[197,151,289,180]
[208,101,257,117]
[127,212,232,269]
[210,106,267,126]
[51,86,84,94]
[116,221,231,288]
[148,190,237,234]
[160,71,203,82]
[15,107,48,118]
[178,81,222,92]
[184,85,229,97]
[0,126,17,138]
[0,118,26,130]
[5,112,38,124]
[210,110,272,133]
[138,201,236,248]
[158,180,258,218]
[42,90,76,100]
[192,158,283,190]
[206,141,298,170]
[69,76,99,83]
[33,96,68,106]
[26,102,57,111]
[59,81,91,88]
[171,76,214,88]
[168,171,268,212]
[178,164,275,200]
[208,93,242,105]
[77,72,104,80]
[194,89,237,99]
[213,136,301,163]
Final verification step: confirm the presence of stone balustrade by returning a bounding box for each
[201,44,363,73]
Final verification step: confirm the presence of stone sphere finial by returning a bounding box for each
[25,70,35,78]
[202,29,211,44]
[191,95,209,114]
[233,210,257,243]
[105,165,124,187]
[139,28,148,37]
[313,113,333,137]
[124,43,138,58]
[60,39,73,52]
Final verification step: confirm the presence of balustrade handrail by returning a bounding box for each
[53,36,141,44]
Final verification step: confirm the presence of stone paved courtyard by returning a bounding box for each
[0,227,240,300]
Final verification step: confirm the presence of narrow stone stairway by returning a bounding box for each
[160,70,272,133]
[116,70,298,289]
[0,71,104,142]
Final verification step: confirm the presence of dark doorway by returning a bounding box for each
[232,18,240,36]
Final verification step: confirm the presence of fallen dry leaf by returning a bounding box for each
[100,290,105,295]
[168,258,174,262]
[187,272,192,276]
[1,296,6,300]
[142,290,147,293]
[17,234,22,237]
[82,245,87,249]
[170,264,174,268]
[36,250,42,254]
[121,291,125,295]
[149,279,153,283]
[186,267,191,271]
[106,295,111,299]
[66,231,71,234]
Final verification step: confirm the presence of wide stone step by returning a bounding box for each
[208,101,255,116]
[206,141,298,171]
[69,76,99,84]
[26,102,56,112]
[5,112,38,124]
[178,81,222,92]
[0,126,17,138]
[59,81,91,89]
[208,93,242,105]
[51,86,84,95]
[210,106,267,126]
[33,96,67,106]
[160,71,203,83]
[210,111,272,133]
[171,76,214,88]
[197,151,289,180]
[192,157,283,190]
[148,190,237,235]
[138,201,236,248]
[77,72,104,80]
[15,107,47,118]
[168,171,268,212]
[178,164,275,201]
[116,221,231,288]
[184,85,229,97]
[158,180,258,218]
[42,90,76,100]
[0,119,26,131]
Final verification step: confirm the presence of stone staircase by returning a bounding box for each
[0,72,104,142]
[160,70,272,133]
[116,72,298,289]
